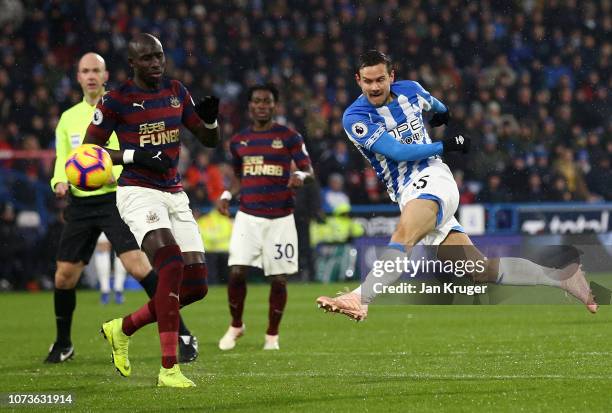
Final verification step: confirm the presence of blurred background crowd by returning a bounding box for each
[0,0,610,288]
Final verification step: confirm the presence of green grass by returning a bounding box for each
[1,282,611,412]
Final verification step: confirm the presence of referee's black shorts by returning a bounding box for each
[56,192,139,264]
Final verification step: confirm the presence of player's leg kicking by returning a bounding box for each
[317,164,596,320]
[46,194,196,363]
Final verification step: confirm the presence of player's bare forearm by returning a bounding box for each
[288,165,315,188]
[299,165,315,182]
[193,125,220,148]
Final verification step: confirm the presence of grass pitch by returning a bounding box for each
[1,281,611,412]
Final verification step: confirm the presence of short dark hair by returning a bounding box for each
[357,50,393,74]
[247,84,279,102]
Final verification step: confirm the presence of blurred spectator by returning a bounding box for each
[321,173,350,212]
[317,140,352,186]
[294,179,324,281]
[196,208,232,283]
[470,134,507,181]
[547,175,573,202]
[183,150,224,206]
[0,202,24,289]
[524,173,547,203]
[0,0,609,207]
[586,155,612,200]
[454,170,475,205]
[502,156,530,201]
[477,174,510,203]
[553,146,591,201]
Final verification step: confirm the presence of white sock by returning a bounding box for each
[497,257,562,287]
[358,245,408,304]
[94,251,111,293]
[113,255,126,292]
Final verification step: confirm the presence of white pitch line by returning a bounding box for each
[216,350,612,357]
[195,372,612,380]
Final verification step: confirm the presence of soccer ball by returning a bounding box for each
[65,144,113,190]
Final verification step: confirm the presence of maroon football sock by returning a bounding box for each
[266,279,287,336]
[122,300,156,336]
[153,244,184,369]
[121,263,208,337]
[228,275,247,328]
[179,263,208,307]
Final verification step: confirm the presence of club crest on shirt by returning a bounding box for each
[145,211,160,224]
[271,138,283,149]
[92,108,103,125]
[169,96,180,108]
[351,122,368,138]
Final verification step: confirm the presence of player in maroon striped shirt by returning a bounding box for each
[83,33,219,388]
[217,84,313,351]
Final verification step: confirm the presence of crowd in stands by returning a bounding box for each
[0,0,610,214]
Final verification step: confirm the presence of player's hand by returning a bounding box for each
[195,96,219,124]
[442,134,471,154]
[133,150,172,173]
[54,182,69,198]
[430,111,449,127]
[106,172,117,185]
[216,198,230,216]
[287,172,305,189]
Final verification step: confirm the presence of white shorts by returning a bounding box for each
[228,211,298,276]
[116,186,204,253]
[398,162,465,246]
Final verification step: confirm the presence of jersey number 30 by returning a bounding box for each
[274,243,295,260]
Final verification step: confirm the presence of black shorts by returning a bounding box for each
[56,192,140,264]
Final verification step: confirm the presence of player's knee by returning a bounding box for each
[270,277,287,291]
[122,254,152,280]
[54,263,82,289]
[180,284,208,306]
[180,263,208,305]
[194,284,209,301]
[391,227,419,248]
[229,267,247,284]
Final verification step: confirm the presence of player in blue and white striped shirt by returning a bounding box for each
[316,51,596,320]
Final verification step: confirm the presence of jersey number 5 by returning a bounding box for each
[413,175,430,190]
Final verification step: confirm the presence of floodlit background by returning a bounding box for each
[0,1,610,410]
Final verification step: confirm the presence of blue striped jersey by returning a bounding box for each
[342,80,444,202]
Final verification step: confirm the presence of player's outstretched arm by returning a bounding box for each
[190,96,220,148]
[82,134,172,174]
[429,96,450,127]
[370,132,470,162]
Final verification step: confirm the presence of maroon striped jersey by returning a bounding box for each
[230,124,311,218]
[86,78,204,192]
